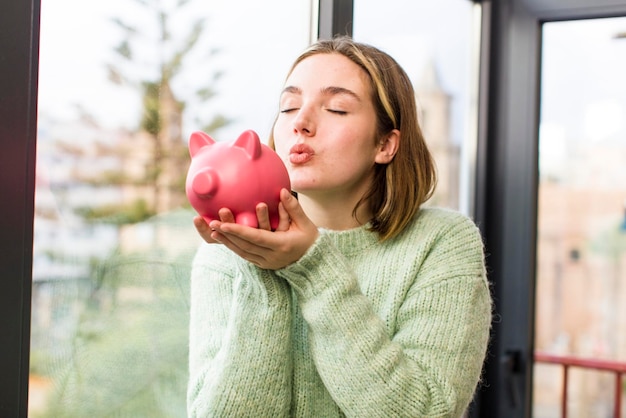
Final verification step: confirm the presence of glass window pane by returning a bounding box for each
[533,17,626,418]
[31,1,312,415]
[353,0,481,214]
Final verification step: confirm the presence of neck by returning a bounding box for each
[297,192,372,231]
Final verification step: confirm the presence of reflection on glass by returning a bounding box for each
[353,0,480,213]
[533,17,626,418]
[31,0,311,415]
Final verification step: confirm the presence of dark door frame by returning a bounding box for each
[0,0,40,416]
[472,0,626,417]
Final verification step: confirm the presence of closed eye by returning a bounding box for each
[280,108,299,113]
[327,109,347,115]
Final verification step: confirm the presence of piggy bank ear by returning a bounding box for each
[189,131,216,157]
[233,130,262,160]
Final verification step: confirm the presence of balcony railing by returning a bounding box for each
[535,351,626,418]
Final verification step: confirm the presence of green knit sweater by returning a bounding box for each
[187,208,492,417]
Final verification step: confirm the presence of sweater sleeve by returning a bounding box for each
[187,243,293,417]
[275,213,492,418]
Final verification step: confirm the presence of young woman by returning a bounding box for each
[187,36,492,417]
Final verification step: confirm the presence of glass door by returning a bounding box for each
[533,17,626,418]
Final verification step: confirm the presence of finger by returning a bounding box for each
[275,201,291,231]
[218,226,274,252]
[279,188,308,226]
[256,202,271,231]
[218,208,236,223]
[193,216,220,244]
[211,228,268,265]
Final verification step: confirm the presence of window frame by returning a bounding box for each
[0,0,40,416]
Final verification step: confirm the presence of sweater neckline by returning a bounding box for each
[319,223,380,256]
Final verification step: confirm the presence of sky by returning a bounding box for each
[37,0,475,143]
[38,0,313,140]
[540,17,626,144]
[538,17,626,179]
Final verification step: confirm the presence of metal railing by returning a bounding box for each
[535,351,626,418]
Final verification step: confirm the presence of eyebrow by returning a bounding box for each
[281,85,362,102]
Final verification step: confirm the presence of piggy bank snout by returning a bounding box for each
[185,129,291,229]
[191,167,219,198]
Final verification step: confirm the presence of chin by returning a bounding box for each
[288,174,317,191]
[289,184,319,195]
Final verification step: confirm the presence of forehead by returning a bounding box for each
[285,53,372,96]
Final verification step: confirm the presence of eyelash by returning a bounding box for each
[279,108,347,115]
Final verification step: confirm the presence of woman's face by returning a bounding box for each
[273,53,385,200]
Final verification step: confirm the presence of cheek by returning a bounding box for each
[333,127,377,156]
[272,126,290,160]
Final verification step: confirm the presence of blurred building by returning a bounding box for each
[415,60,460,210]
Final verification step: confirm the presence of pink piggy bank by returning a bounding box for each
[185,129,291,230]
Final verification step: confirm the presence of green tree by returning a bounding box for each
[105,0,231,217]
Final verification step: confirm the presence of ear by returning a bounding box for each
[233,130,262,160]
[374,129,400,164]
[189,131,216,157]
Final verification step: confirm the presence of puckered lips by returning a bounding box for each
[289,143,314,164]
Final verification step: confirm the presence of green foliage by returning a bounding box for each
[82,170,131,186]
[201,114,232,135]
[77,199,155,225]
[107,0,229,138]
[99,0,232,218]
[141,81,162,136]
[590,221,626,258]
[32,211,197,418]
[30,350,55,377]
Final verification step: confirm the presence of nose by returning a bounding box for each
[293,107,316,136]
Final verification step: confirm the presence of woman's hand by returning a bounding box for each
[194,189,319,270]
[193,209,234,244]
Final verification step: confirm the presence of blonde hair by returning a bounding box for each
[269,36,436,241]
